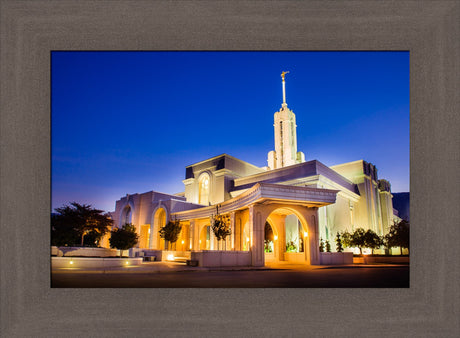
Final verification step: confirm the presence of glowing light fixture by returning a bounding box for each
[125,261,129,265]
[274,235,278,241]
[181,240,184,244]
[304,231,308,237]
[69,260,74,265]
[167,254,174,261]
[246,237,250,243]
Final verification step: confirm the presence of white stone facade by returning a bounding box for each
[111,73,402,266]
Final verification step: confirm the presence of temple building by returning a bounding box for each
[111,72,402,266]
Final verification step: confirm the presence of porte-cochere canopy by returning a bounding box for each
[171,182,339,221]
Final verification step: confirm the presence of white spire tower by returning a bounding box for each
[267,71,305,170]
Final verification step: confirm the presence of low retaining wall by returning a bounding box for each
[51,246,119,257]
[162,250,192,261]
[52,257,143,269]
[191,250,251,267]
[362,256,409,264]
[320,252,353,265]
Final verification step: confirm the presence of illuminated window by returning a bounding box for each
[198,174,210,205]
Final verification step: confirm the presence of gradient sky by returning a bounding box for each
[52,51,409,212]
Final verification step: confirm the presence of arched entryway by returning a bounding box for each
[153,207,167,250]
[264,220,277,262]
[263,207,311,265]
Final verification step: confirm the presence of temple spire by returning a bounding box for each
[281,71,289,106]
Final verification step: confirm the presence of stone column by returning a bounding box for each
[209,219,215,250]
[229,212,235,251]
[234,215,241,251]
[309,210,320,265]
[190,220,197,250]
[249,205,264,267]
[149,223,154,249]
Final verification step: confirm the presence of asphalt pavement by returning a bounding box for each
[51,261,409,288]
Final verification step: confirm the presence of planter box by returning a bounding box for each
[191,250,251,267]
[320,252,353,265]
[51,246,118,257]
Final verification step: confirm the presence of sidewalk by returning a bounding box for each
[52,260,407,274]
[52,261,275,274]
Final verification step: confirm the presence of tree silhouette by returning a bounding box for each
[325,240,331,252]
[109,224,139,257]
[319,238,325,252]
[159,219,182,250]
[210,205,231,250]
[51,202,112,247]
[385,220,410,255]
[335,232,343,252]
[341,228,367,254]
[364,229,382,254]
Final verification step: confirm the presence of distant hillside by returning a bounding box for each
[392,192,410,222]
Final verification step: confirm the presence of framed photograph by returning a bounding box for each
[50,50,410,288]
[1,1,458,336]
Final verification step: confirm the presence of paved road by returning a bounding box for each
[52,263,409,288]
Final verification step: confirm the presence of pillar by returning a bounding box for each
[230,212,235,250]
[249,205,264,267]
[149,223,154,249]
[309,210,320,265]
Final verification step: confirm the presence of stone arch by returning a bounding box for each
[198,223,211,250]
[152,206,168,250]
[261,205,313,265]
[119,200,135,228]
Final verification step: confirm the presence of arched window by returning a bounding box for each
[123,207,132,225]
[198,173,210,205]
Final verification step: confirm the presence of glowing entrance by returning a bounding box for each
[264,207,310,264]
[153,208,166,250]
[264,221,276,262]
[199,225,210,250]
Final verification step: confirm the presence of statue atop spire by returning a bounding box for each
[281,71,289,106]
[281,71,289,80]
[267,71,305,170]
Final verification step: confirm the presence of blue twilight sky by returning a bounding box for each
[52,51,409,213]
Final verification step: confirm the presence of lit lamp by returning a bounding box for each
[274,235,278,241]
[304,231,308,237]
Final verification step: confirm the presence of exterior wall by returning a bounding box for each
[331,160,394,236]
[112,191,202,250]
[379,190,394,233]
[317,193,354,247]
[183,154,265,205]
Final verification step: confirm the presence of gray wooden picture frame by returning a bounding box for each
[1,1,459,336]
